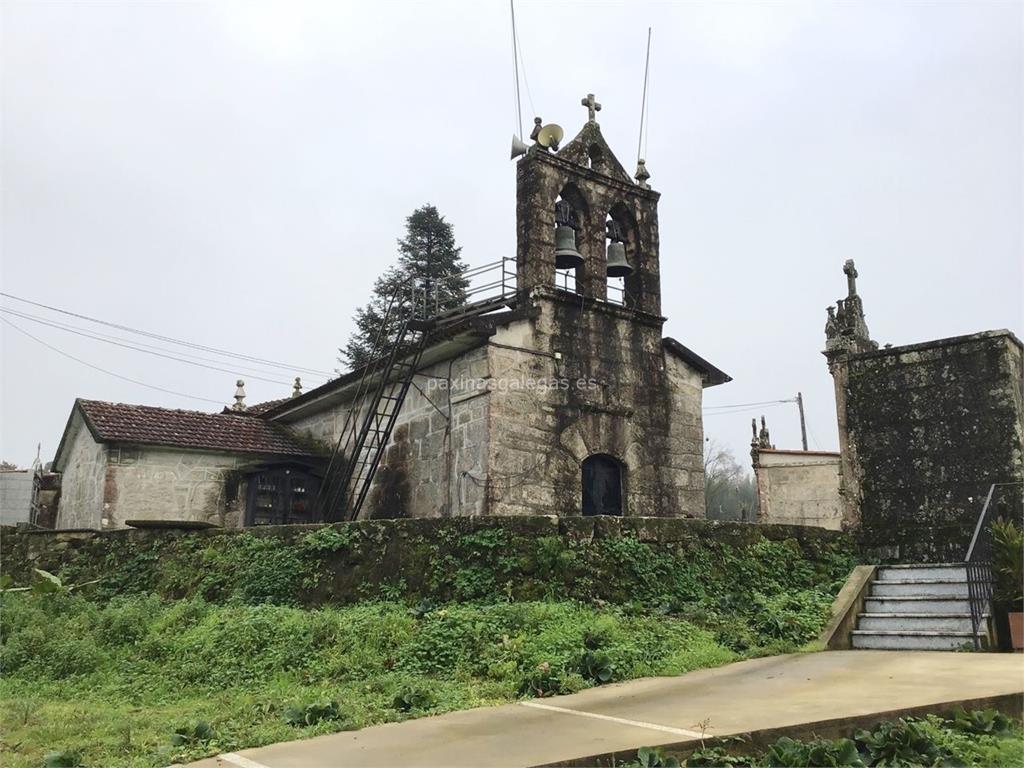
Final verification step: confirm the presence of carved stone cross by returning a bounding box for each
[581,93,601,123]
[843,259,858,296]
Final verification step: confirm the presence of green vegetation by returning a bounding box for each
[2,594,738,767]
[631,708,1024,767]
[20,525,856,624]
[0,529,858,767]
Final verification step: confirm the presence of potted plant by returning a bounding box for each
[991,518,1023,651]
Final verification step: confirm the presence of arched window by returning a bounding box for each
[582,454,623,516]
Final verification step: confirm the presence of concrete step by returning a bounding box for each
[857,613,977,632]
[864,596,971,614]
[851,629,982,651]
[876,564,967,582]
[871,579,969,598]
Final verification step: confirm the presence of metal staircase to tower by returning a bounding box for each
[315,259,517,522]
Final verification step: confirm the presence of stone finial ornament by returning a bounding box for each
[757,415,774,449]
[634,158,651,189]
[581,93,602,124]
[232,379,246,411]
[529,116,543,142]
[292,377,303,398]
[825,259,878,356]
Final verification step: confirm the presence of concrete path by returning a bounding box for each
[188,651,1024,768]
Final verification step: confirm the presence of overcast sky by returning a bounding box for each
[2,0,1021,472]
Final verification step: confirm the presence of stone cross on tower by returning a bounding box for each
[843,259,858,297]
[581,93,601,123]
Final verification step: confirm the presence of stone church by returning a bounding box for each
[50,97,729,530]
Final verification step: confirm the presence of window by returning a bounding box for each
[246,467,320,526]
[582,454,623,516]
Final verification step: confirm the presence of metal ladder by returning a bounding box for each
[314,270,517,522]
[315,288,432,522]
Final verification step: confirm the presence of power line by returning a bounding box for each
[0,306,320,384]
[0,292,333,377]
[1,316,225,406]
[0,307,293,386]
[703,403,790,417]
[704,398,796,410]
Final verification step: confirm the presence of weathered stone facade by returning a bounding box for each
[825,265,1024,561]
[51,401,320,530]
[276,346,491,519]
[271,108,728,520]
[54,424,283,530]
[752,448,842,530]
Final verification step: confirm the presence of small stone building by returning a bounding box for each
[49,96,730,528]
[749,419,841,530]
[52,399,322,529]
[824,261,1024,560]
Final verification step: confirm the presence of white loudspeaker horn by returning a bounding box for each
[510,135,529,160]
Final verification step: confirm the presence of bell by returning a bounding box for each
[554,225,584,269]
[605,241,633,277]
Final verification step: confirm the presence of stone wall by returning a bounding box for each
[55,410,108,528]
[284,347,491,519]
[102,446,253,528]
[829,330,1024,561]
[0,471,34,525]
[752,449,842,530]
[484,295,706,518]
[0,515,852,606]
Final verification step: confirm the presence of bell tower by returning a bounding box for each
[515,94,662,316]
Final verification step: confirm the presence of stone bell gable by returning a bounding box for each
[515,105,662,315]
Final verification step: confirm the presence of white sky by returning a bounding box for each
[2,1,1021,471]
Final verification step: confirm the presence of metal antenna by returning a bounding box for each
[637,26,652,164]
[511,0,524,139]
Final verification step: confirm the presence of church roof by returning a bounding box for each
[54,399,318,468]
[662,338,731,387]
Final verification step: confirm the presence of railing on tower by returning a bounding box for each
[964,481,1024,650]
[554,269,627,306]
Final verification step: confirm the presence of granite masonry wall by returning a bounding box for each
[829,330,1024,561]
[284,347,491,519]
[752,449,842,530]
[483,294,706,518]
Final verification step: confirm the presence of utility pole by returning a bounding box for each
[796,392,808,451]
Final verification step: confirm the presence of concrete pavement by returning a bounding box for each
[188,651,1024,768]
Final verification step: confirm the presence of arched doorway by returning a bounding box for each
[582,454,623,516]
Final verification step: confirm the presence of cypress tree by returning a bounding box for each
[340,205,467,370]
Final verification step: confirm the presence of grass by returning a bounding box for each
[0,532,859,767]
[0,594,751,767]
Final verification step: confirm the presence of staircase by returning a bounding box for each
[851,564,988,650]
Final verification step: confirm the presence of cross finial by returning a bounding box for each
[581,93,601,123]
[843,259,858,297]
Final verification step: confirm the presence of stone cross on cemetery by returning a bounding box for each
[581,93,602,123]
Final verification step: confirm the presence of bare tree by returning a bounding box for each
[703,439,755,521]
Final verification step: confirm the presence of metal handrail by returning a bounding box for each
[965,484,998,650]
